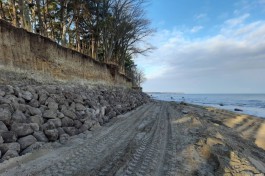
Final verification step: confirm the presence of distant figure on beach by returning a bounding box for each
[182,97,185,102]
[171,96,174,100]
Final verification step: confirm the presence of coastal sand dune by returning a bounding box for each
[0,101,265,175]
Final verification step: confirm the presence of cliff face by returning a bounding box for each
[0,20,131,86]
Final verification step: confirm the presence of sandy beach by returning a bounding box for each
[0,101,264,175]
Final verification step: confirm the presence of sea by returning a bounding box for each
[147,93,265,118]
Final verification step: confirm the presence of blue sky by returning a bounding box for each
[135,0,265,93]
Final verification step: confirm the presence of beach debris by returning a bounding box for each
[182,110,189,114]
[234,108,243,112]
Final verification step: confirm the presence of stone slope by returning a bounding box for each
[0,84,149,161]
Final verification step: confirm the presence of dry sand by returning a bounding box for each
[0,101,265,176]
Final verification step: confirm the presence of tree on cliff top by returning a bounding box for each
[0,0,153,78]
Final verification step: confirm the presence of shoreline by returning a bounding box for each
[0,101,265,175]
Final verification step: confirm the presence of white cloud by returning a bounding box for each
[135,16,265,93]
[190,26,204,33]
[194,13,207,20]
[224,13,250,26]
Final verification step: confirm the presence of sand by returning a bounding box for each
[0,101,264,176]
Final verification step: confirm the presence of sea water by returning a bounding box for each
[148,93,265,118]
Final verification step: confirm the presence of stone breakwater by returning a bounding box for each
[0,85,149,161]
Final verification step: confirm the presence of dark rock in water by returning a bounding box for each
[180,101,187,105]
[219,103,224,106]
[234,108,243,112]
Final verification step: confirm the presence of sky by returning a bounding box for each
[135,0,265,93]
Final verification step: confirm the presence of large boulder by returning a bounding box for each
[33,131,48,142]
[11,110,27,123]
[47,119,62,128]
[17,135,37,150]
[44,129,58,141]
[59,134,70,144]
[61,109,77,120]
[29,115,44,126]
[2,150,19,160]
[22,91,33,101]
[43,109,57,119]
[0,121,8,133]
[75,103,86,111]
[0,108,11,125]
[20,142,44,155]
[0,142,20,154]
[48,102,59,110]
[1,131,17,143]
[63,127,78,136]
[27,106,42,116]
[11,123,34,137]
[29,123,40,131]
[61,117,74,127]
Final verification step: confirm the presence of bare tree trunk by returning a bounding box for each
[10,0,19,26]
[0,0,6,20]
[18,0,24,28]
[36,0,44,34]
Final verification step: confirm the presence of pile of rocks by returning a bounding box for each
[0,85,149,161]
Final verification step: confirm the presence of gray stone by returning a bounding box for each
[57,112,64,118]
[0,121,8,133]
[38,93,48,105]
[11,123,34,137]
[75,103,86,111]
[100,106,106,116]
[47,119,62,128]
[27,106,42,116]
[79,123,90,133]
[0,136,3,144]
[0,108,11,124]
[43,109,57,119]
[0,142,20,154]
[15,103,27,112]
[63,127,77,136]
[0,90,5,97]
[30,123,40,131]
[61,117,74,127]
[1,131,17,143]
[22,91,33,101]
[33,131,48,142]
[61,109,77,120]
[42,122,56,130]
[28,99,40,108]
[45,97,56,105]
[74,120,82,129]
[29,115,44,126]
[48,102,59,110]
[11,110,27,123]
[59,134,70,144]
[2,150,19,160]
[20,142,44,155]
[0,97,11,104]
[57,128,65,136]
[4,85,14,95]
[18,135,37,150]
[39,105,47,113]
[44,129,58,141]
